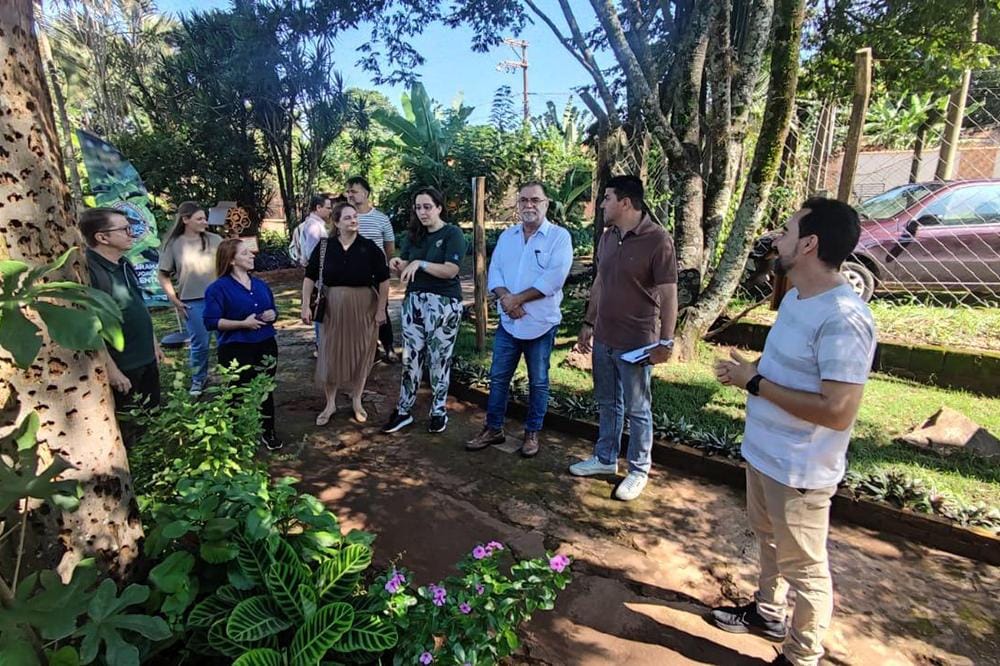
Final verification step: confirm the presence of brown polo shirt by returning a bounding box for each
[593,216,677,349]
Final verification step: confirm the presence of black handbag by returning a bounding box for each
[311,239,328,323]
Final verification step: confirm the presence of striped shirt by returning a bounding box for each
[357,208,394,256]
[741,284,876,489]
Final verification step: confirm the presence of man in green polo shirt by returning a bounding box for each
[80,208,163,418]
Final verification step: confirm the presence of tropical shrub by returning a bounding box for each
[143,471,395,665]
[129,363,275,506]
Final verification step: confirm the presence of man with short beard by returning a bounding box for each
[709,198,876,666]
[466,181,573,457]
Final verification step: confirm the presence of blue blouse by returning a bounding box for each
[203,274,278,346]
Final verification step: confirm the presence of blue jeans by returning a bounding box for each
[592,340,653,475]
[486,323,558,432]
[185,298,211,387]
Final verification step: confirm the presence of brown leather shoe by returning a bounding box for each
[520,431,540,458]
[466,426,505,451]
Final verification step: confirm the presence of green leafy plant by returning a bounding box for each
[144,471,395,665]
[0,247,123,368]
[128,362,276,505]
[381,541,572,665]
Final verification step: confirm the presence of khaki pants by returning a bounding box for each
[746,464,837,666]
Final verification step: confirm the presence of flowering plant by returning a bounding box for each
[376,541,572,665]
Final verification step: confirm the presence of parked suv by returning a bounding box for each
[742,181,1000,302]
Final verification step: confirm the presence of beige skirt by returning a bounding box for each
[316,286,378,389]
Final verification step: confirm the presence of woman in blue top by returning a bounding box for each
[203,239,281,450]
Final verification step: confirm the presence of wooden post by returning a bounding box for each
[473,176,488,352]
[936,11,978,181]
[837,47,872,203]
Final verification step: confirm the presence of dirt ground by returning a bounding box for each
[265,275,1000,666]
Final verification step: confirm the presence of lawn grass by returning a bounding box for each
[729,294,1000,353]
[456,298,1000,511]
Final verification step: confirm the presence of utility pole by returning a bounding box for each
[497,38,529,124]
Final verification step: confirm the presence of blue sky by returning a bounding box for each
[156,0,615,124]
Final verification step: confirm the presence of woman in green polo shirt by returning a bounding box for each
[381,187,467,435]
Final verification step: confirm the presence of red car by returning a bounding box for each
[743,181,1000,302]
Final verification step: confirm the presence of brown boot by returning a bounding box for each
[520,431,540,458]
[466,426,506,451]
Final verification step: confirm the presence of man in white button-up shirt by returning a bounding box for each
[466,182,574,457]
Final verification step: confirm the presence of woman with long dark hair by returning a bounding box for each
[203,239,281,450]
[301,202,389,425]
[158,201,222,395]
[381,187,466,435]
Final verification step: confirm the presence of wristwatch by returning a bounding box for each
[659,338,674,348]
[419,260,428,271]
[746,374,764,396]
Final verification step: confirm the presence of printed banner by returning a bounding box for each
[76,129,166,304]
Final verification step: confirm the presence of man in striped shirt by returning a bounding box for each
[710,198,876,666]
[347,176,398,362]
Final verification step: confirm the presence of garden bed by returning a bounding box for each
[451,296,1000,551]
[449,376,1000,566]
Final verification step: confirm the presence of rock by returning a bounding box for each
[561,348,592,372]
[897,407,1000,459]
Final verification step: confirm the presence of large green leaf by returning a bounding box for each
[188,594,237,629]
[0,437,80,514]
[317,545,371,603]
[289,603,353,666]
[329,612,397,654]
[34,302,102,351]
[201,539,240,563]
[149,552,195,594]
[236,535,273,585]
[75,580,171,666]
[21,248,77,290]
[227,596,292,642]
[233,649,285,666]
[208,618,253,659]
[265,562,308,623]
[4,560,98,641]
[0,304,42,368]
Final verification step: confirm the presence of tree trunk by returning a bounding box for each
[0,0,143,582]
[674,0,806,360]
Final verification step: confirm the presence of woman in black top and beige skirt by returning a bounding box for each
[301,202,389,425]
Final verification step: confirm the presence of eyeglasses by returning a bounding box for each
[101,225,137,237]
[518,197,547,206]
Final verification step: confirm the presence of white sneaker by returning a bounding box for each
[568,456,618,477]
[614,471,648,501]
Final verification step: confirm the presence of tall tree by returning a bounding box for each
[434,1,796,356]
[0,0,143,580]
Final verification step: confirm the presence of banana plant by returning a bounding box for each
[547,166,593,226]
[371,82,473,190]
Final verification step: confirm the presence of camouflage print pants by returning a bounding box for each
[397,292,463,416]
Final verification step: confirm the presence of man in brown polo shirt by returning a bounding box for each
[569,175,678,501]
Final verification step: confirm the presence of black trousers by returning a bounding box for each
[217,337,278,439]
[114,360,161,448]
[378,303,395,354]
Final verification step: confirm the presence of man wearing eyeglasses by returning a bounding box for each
[466,181,573,457]
[81,207,164,425]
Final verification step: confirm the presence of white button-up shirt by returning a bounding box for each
[487,218,574,340]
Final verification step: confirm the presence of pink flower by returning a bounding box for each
[548,554,571,573]
[475,583,485,595]
[428,584,447,607]
[419,651,433,664]
[472,545,487,560]
[384,570,406,594]
[459,602,472,614]
[485,540,504,554]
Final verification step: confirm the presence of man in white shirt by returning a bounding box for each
[347,176,398,362]
[709,197,876,666]
[295,194,331,267]
[466,182,573,457]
